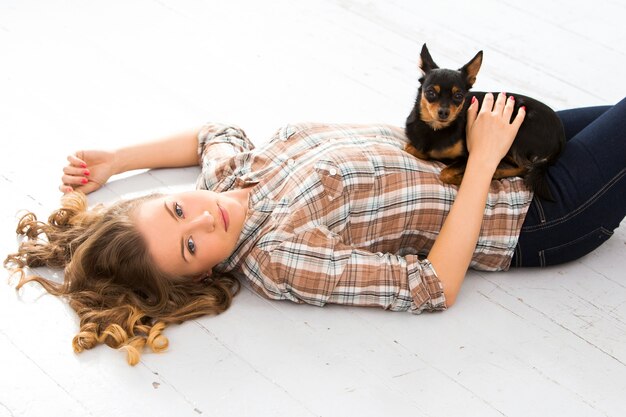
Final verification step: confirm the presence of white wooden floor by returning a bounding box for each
[1,1,625,416]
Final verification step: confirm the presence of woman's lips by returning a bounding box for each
[218,204,229,232]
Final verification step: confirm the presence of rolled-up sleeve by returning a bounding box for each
[196,123,255,190]
[243,226,447,313]
[329,248,446,313]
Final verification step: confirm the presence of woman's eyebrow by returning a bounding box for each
[164,201,177,221]
[163,201,188,263]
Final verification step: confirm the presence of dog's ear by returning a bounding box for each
[419,43,439,75]
[460,50,483,88]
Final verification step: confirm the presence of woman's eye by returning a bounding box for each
[174,202,184,218]
[187,236,196,254]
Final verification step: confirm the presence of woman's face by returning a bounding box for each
[135,190,249,278]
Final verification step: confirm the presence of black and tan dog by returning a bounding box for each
[405,44,565,200]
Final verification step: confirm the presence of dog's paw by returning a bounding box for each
[404,143,429,160]
[439,167,464,185]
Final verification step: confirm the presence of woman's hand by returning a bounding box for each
[466,92,525,169]
[58,128,203,194]
[60,149,116,194]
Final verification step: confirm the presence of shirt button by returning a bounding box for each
[329,168,337,176]
[279,153,288,160]
[288,159,295,167]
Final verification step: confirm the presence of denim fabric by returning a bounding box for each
[511,97,626,267]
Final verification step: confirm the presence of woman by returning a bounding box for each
[5,93,625,365]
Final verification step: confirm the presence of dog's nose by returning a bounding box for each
[438,108,450,120]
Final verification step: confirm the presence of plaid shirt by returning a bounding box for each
[196,122,532,313]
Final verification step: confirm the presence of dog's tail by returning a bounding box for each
[524,157,554,201]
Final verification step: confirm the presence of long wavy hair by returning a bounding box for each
[4,191,240,365]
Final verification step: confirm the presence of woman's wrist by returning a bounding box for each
[466,152,501,178]
[111,147,135,175]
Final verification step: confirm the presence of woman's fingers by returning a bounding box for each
[502,95,516,121]
[512,105,526,129]
[466,96,479,131]
[60,152,92,194]
[477,92,521,126]
[494,93,523,127]
[60,175,102,194]
[493,92,507,114]
[61,172,89,187]
[63,164,89,177]
[479,93,494,114]
[62,160,90,183]
[67,153,87,168]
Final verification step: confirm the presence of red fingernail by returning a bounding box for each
[66,187,73,193]
[471,96,476,104]
[521,106,526,111]
[84,169,90,176]
[80,163,87,168]
[81,178,89,184]
[510,96,515,101]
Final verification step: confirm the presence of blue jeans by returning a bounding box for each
[511,96,626,267]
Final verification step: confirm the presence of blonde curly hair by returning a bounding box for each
[4,191,239,365]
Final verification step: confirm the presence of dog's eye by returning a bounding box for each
[425,90,437,100]
[453,93,465,102]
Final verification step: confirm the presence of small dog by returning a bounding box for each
[405,44,565,200]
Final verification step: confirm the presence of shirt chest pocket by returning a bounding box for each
[314,155,375,201]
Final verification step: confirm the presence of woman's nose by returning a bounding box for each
[189,210,215,231]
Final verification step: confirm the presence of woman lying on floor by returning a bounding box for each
[5,93,626,364]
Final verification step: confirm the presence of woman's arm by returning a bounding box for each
[428,93,525,307]
[60,127,202,194]
[111,127,201,173]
